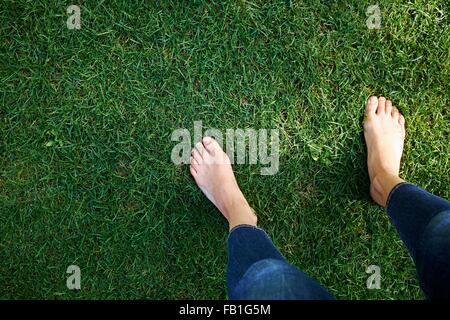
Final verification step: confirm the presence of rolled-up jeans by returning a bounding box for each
[226,182,450,300]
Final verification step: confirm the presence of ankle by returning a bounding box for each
[223,199,257,230]
[370,172,404,207]
[228,212,258,230]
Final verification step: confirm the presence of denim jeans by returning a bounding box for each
[226,182,450,300]
[386,182,450,299]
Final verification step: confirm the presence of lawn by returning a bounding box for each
[0,0,448,299]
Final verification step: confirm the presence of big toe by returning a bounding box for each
[203,137,222,155]
[366,96,378,115]
[202,136,213,146]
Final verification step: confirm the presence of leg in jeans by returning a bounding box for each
[364,96,450,299]
[189,136,333,300]
[386,183,450,299]
[227,225,333,299]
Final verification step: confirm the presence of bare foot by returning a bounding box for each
[189,137,257,230]
[364,96,406,206]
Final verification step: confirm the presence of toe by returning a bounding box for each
[399,114,406,138]
[385,100,393,115]
[376,96,386,114]
[204,137,221,155]
[399,114,405,127]
[391,106,400,120]
[365,96,378,115]
[195,141,206,156]
[190,156,199,171]
[189,164,197,177]
[202,136,213,146]
[192,147,203,163]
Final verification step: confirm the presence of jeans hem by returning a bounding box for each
[228,224,267,241]
[385,181,411,213]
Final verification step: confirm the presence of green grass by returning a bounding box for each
[0,0,448,299]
